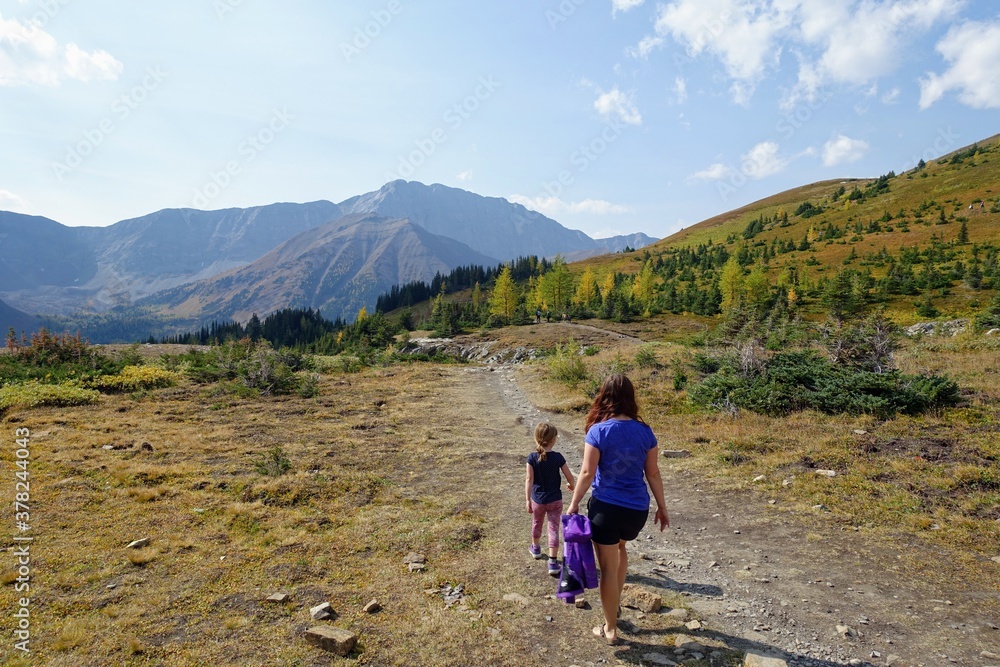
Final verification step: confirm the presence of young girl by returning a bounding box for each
[526,422,575,576]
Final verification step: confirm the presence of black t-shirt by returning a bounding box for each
[527,451,566,504]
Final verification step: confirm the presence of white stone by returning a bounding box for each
[310,602,334,620]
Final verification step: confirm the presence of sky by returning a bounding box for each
[1,0,998,240]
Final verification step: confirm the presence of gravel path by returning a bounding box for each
[474,361,1000,667]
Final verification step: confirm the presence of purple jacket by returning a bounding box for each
[557,514,599,601]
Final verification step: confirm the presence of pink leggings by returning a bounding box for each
[531,500,563,549]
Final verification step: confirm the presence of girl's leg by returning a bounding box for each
[545,501,562,558]
[594,541,624,642]
[530,502,545,546]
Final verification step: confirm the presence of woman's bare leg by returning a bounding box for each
[594,541,624,641]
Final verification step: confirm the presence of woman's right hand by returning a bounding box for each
[567,502,580,515]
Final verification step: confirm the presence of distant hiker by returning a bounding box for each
[526,422,576,577]
[981,201,986,210]
[545,311,551,323]
[536,309,542,324]
[568,374,669,646]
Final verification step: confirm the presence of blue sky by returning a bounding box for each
[1,0,998,240]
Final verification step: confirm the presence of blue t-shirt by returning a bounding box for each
[585,418,657,510]
[527,451,566,504]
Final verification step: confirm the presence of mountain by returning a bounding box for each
[0,202,342,315]
[0,299,42,344]
[145,214,499,321]
[0,182,659,334]
[338,180,603,261]
[563,232,660,261]
[0,212,98,290]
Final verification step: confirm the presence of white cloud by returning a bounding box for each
[508,195,631,217]
[627,35,664,59]
[654,0,963,105]
[594,87,642,125]
[654,0,791,100]
[456,170,473,181]
[688,162,733,181]
[741,141,789,179]
[822,135,869,167]
[920,19,1000,110]
[881,87,901,104]
[0,14,123,86]
[613,0,645,16]
[672,76,688,104]
[0,189,28,212]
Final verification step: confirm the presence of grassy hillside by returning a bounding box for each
[579,133,1000,323]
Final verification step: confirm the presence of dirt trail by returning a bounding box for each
[464,358,1000,667]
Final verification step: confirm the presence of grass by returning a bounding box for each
[1,328,996,663]
[3,354,662,666]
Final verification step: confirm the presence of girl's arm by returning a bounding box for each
[561,463,575,491]
[644,446,670,530]
[567,443,600,514]
[525,463,534,514]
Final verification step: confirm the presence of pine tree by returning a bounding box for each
[958,220,969,244]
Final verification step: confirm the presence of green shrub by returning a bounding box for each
[86,365,180,393]
[297,373,321,398]
[547,340,588,386]
[689,350,960,418]
[254,446,292,477]
[237,347,299,396]
[634,345,660,369]
[0,382,101,411]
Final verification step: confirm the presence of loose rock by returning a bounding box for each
[621,584,662,613]
[126,538,150,549]
[642,652,679,666]
[743,651,789,667]
[266,592,289,603]
[662,449,692,458]
[310,602,335,620]
[303,626,356,656]
[363,599,381,614]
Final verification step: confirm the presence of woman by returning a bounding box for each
[567,373,669,645]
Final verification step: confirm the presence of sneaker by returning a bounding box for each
[528,544,543,559]
[548,558,561,576]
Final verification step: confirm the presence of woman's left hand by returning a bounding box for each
[654,506,670,531]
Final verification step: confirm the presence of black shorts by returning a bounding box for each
[587,496,649,545]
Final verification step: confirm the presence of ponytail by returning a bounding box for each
[534,422,558,462]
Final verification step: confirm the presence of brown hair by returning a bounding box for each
[585,373,642,432]
[534,422,558,461]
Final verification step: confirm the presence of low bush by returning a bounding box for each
[547,340,588,386]
[0,381,101,411]
[86,366,181,393]
[689,350,960,418]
